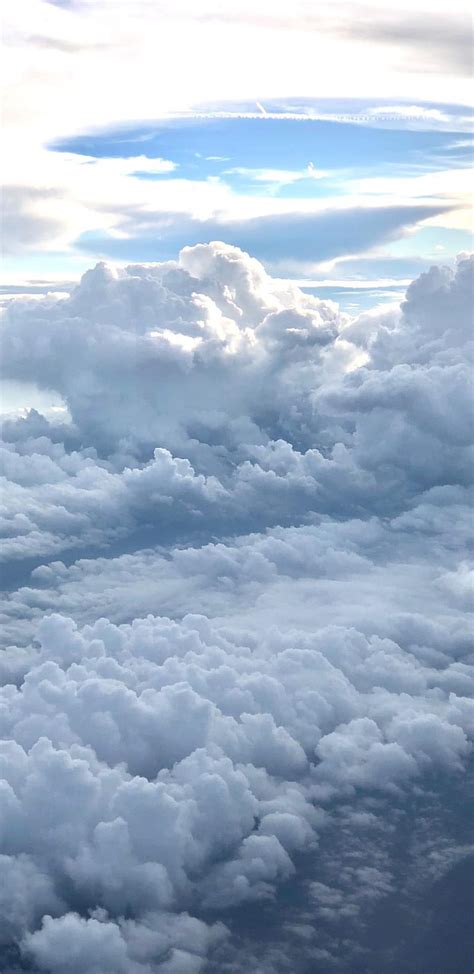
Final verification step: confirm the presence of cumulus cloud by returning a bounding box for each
[1,247,472,562]
[0,243,473,971]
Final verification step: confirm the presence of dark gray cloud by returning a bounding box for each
[0,245,473,972]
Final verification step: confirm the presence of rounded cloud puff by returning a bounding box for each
[0,243,342,463]
[0,244,472,972]
[1,607,472,972]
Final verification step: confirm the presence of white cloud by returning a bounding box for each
[4,0,471,152]
[224,165,328,185]
[2,0,472,270]
[0,244,472,971]
[1,246,471,567]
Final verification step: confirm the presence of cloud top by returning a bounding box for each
[0,243,473,972]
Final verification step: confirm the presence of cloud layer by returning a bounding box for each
[0,243,473,972]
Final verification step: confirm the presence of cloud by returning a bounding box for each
[0,577,472,970]
[4,0,471,280]
[350,14,473,75]
[1,246,471,568]
[0,242,344,457]
[75,203,452,267]
[0,243,473,971]
[1,187,66,254]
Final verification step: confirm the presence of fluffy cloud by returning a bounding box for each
[1,601,472,972]
[1,247,472,566]
[0,243,342,455]
[0,244,473,971]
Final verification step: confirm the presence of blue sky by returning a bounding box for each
[4,103,472,310]
[52,104,473,172]
[2,2,472,311]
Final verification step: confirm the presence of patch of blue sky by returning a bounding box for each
[127,163,412,204]
[442,137,474,154]
[51,114,471,185]
[271,176,346,199]
[302,284,407,313]
[0,380,68,418]
[211,169,346,200]
[304,254,437,281]
[320,231,472,288]
[0,251,92,282]
[387,226,473,259]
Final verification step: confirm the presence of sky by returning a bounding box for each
[0,3,474,974]
[2,0,473,306]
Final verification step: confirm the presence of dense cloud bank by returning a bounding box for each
[0,244,473,972]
